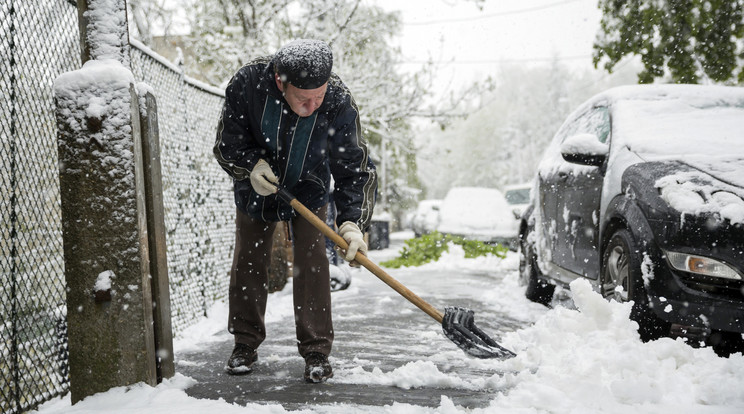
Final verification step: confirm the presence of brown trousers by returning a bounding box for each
[228,206,333,357]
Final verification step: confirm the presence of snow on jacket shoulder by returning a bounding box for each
[214,56,377,230]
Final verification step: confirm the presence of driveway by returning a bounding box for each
[176,240,529,410]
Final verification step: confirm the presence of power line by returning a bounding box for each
[396,54,593,65]
[404,0,583,26]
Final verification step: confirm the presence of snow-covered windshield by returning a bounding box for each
[613,95,744,160]
[505,188,530,205]
[612,90,744,189]
[608,87,744,212]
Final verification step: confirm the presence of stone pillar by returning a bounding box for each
[54,0,169,403]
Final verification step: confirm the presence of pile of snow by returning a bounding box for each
[494,279,744,412]
[657,171,744,225]
[54,59,135,124]
[559,132,609,155]
[339,360,475,390]
[417,242,516,273]
[94,270,114,292]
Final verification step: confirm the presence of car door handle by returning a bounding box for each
[557,172,569,181]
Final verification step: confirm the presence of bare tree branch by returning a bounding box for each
[329,0,361,47]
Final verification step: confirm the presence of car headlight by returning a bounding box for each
[665,250,742,280]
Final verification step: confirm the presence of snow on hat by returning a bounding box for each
[274,39,333,90]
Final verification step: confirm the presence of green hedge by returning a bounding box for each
[381,232,507,268]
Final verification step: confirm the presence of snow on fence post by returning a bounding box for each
[54,0,172,403]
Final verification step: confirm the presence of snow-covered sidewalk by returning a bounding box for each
[34,232,744,413]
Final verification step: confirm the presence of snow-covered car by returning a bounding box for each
[519,84,744,345]
[411,199,442,237]
[438,187,518,249]
[503,182,531,219]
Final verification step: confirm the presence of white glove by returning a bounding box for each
[249,159,279,196]
[338,221,367,262]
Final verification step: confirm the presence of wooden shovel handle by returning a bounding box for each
[283,193,444,323]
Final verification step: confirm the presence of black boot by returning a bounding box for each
[225,343,257,375]
[304,352,333,383]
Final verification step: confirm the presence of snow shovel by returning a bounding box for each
[275,186,516,359]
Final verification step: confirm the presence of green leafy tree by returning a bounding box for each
[593,0,744,84]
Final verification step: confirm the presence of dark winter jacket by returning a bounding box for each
[214,56,377,230]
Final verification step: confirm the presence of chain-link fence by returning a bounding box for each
[1,0,79,412]
[1,1,233,412]
[129,44,234,334]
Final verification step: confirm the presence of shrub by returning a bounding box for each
[381,232,507,268]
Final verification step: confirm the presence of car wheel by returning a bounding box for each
[602,228,669,341]
[519,234,555,307]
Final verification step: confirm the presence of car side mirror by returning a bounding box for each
[512,208,521,220]
[560,133,609,167]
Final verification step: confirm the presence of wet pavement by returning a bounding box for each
[176,242,528,410]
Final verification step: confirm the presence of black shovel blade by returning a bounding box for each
[442,306,516,359]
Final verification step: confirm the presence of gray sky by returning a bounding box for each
[157,0,605,98]
[371,0,603,94]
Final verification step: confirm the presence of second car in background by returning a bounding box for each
[438,187,518,250]
[411,199,442,237]
[504,182,531,219]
